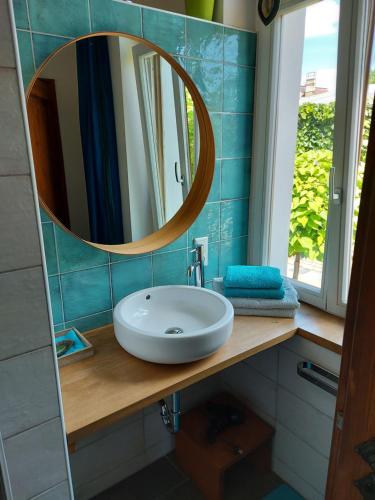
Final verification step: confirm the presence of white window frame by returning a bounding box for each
[248,0,372,317]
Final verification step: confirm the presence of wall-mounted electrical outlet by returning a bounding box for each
[194,236,209,266]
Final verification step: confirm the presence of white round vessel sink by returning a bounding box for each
[113,285,234,364]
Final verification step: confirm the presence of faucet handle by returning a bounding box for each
[187,265,194,277]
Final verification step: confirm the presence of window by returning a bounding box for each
[250,0,374,315]
[286,0,340,290]
[341,36,375,300]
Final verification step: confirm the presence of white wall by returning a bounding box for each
[267,9,306,273]
[133,0,258,31]
[116,37,155,242]
[221,336,340,499]
[133,0,185,14]
[70,374,221,499]
[214,0,258,31]
[41,45,91,240]
[70,333,341,499]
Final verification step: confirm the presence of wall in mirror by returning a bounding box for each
[27,35,199,245]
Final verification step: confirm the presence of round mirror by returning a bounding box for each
[26,32,214,254]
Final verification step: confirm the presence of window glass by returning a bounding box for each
[287,0,340,288]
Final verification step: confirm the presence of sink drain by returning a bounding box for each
[164,327,184,335]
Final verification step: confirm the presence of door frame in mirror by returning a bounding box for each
[26,31,215,255]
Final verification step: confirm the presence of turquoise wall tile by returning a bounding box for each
[61,266,111,321]
[111,256,152,304]
[153,250,188,286]
[221,199,249,240]
[54,324,65,333]
[224,28,256,67]
[224,64,255,113]
[42,223,58,275]
[222,114,253,159]
[188,242,219,284]
[185,18,223,61]
[209,113,222,158]
[154,232,188,254]
[13,0,29,29]
[186,59,222,112]
[220,236,247,276]
[15,3,256,324]
[55,226,108,273]
[188,202,220,244]
[206,242,219,281]
[143,9,185,55]
[48,276,63,325]
[28,0,90,37]
[65,310,113,332]
[40,207,51,222]
[207,160,221,202]
[32,33,70,68]
[90,0,142,36]
[221,158,251,199]
[110,252,150,263]
[16,30,34,87]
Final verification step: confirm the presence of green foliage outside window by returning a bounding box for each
[289,100,370,279]
[296,102,335,155]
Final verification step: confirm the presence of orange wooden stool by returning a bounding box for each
[176,393,274,500]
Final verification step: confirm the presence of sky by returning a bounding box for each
[301,0,375,91]
[301,0,340,90]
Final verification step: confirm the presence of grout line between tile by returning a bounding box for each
[140,3,144,38]
[0,343,53,365]
[87,0,92,32]
[2,413,61,442]
[28,480,68,500]
[64,308,113,326]
[52,224,66,326]
[24,0,36,71]
[273,447,327,497]
[111,0,257,35]
[0,264,41,276]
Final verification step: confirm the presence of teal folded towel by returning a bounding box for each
[224,285,285,299]
[224,265,282,290]
[55,329,86,356]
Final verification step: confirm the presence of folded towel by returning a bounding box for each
[224,285,285,300]
[214,277,300,311]
[233,307,297,318]
[224,265,282,289]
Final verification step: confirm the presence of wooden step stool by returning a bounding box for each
[175,393,274,500]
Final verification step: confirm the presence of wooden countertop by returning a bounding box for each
[59,303,344,449]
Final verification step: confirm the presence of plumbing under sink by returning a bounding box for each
[113,285,234,364]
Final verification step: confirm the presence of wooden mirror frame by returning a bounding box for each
[26,31,215,255]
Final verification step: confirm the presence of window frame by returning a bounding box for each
[249,0,372,317]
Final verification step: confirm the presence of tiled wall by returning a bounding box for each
[221,337,341,500]
[70,374,221,499]
[0,0,72,497]
[13,0,256,333]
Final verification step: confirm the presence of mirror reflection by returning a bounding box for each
[27,35,199,245]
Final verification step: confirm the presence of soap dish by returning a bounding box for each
[54,327,94,367]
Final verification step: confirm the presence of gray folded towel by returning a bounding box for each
[233,307,297,318]
[213,277,300,318]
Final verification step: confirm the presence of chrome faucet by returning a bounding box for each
[187,244,205,288]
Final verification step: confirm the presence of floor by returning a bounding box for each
[93,452,284,500]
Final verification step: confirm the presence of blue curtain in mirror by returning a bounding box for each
[76,36,124,244]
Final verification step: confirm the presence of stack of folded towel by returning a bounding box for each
[213,265,300,318]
